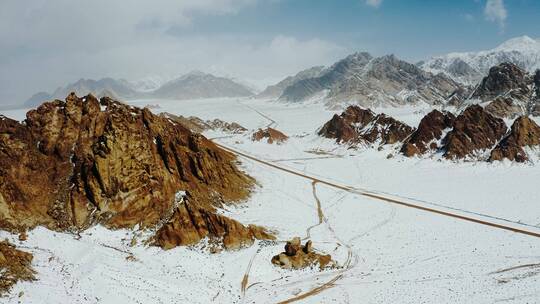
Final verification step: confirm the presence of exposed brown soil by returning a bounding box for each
[490,116,540,162]
[0,240,35,296]
[252,127,288,144]
[0,93,271,251]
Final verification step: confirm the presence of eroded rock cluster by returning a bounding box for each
[251,127,289,144]
[0,93,272,249]
[271,237,334,270]
[471,63,540,118]
[321,104,540,162]
[162,113,247,134]
[318,106,414,146]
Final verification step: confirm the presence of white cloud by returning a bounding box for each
[366,0,383,8]
[484,0,507,29]
[0,0,347,105]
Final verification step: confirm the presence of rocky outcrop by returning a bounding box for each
[485,97,526,119]
[155,199,274,251]
[489,116,540,162]
[471,63,531,101]
[319,106,414,146]
[401,110,455,156]
[0,93,269,250]
[162,113,247,134]
[0,240,35,295]
[443,105,507,159]
[470,63,537,118]
[271,237,333,270]
[252,128,288,144]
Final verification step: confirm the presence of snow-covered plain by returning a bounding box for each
[1,97,540,303]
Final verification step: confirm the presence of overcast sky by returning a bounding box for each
[1,0,539,105]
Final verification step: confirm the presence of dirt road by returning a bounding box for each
[215,142,540,239]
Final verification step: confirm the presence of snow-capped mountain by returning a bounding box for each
[129,75,172,93]
[151,71,254,100]
[257,66,325,99]
[23,72,254,107]
[24,78,139,107]
[279,52,465,108]
[421,36,540,85]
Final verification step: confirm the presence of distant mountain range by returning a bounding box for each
[259,36,540,109]
[24,71,254,108]
[277,52,464,108]
[23,36,540,111]
[420,36,540,85]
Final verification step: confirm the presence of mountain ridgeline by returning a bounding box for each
[24,71,254,107]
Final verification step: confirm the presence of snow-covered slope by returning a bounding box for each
[421,36,540,85]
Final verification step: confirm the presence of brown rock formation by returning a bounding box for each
[0,240,35,295]
[319,105,414,146]
[318,106,376,142]
[401,110,455,156]
[252,127,288,144]
[155,198,274,250]
[0,93,270,250]
[271,237,333,270]
[489,116,540,162]
[162,113,247,134]
[472,63,532,102]
[485,97,526,118]
[443,105,507,159]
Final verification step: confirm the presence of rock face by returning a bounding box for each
[0,93,271,249]
[319,106,414,146]
[271,237,333,270]
[401,110,455,156]
[472,63,532,102]
[443,105,507,159]
[467,63,538,118]
[251,128,288,144]
[484,97,526,119]
[0,240,35,295]
[490,116,540,162]
[155,199,274,250]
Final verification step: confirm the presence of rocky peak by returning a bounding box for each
[442,105,507,159]
[318,106,376,143]
[0,93,271,249]
[472,63,531,101]
[401,110,456,156]
[318,105,414,146]
[490,116,540,162]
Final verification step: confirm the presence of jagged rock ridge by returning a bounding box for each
[318,105,414,146]
[0,93,272,249]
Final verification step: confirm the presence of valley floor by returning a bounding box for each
[2,98,540,303]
